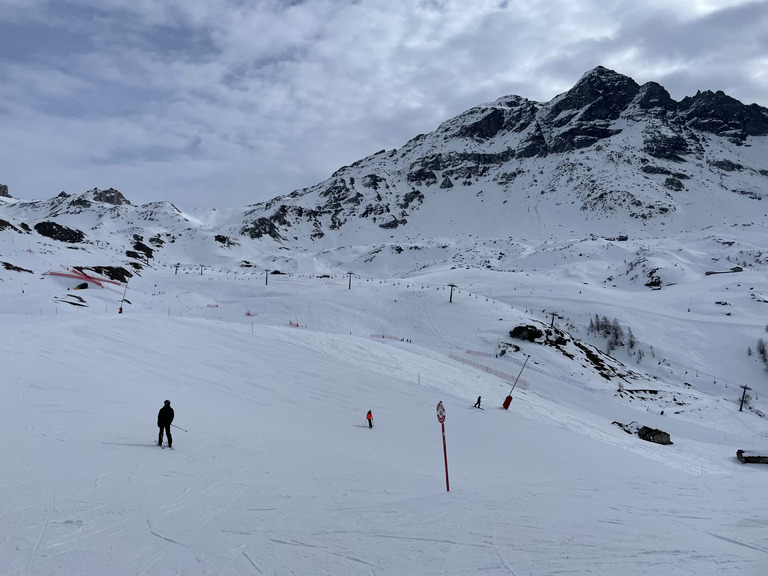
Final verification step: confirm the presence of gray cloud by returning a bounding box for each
[0,0,765,208]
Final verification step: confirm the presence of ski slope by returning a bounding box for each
[1,269,767,575]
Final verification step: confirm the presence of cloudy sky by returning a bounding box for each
[1,0,766,209]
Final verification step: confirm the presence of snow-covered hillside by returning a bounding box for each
[2,65,768,574]
[1,257,767,575]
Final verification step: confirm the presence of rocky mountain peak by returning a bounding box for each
[42,188,132,216]
[678,89,768,140]
[631,81,676,112]
[548,66,640,121]
[2,188,131,223]
[0,184,10,198]
[87,187,131,206]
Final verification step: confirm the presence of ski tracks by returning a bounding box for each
[137,550,167,576]
[15,377,25,409]
[194,478,254,532]
[241,547,264,574]
[26,472,60,576]
[413,291,445,346]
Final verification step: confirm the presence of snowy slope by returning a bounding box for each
[1,265,767,575]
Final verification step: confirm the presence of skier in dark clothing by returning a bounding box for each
[366,410,373,429]
[157,399,174,447]
[474,395,482,408]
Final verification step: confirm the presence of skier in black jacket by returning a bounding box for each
[157,399,174,447]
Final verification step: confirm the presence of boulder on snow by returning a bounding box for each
[510,325,543,342]
[637,426,672,445]
[612,421,672,445]
[736,450,768,464]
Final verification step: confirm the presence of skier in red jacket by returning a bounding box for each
[366,410,373,429]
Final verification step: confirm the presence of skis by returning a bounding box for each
[473,405,484,410]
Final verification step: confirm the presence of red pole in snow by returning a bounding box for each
[436,401,449,492]
[503,354,530,409]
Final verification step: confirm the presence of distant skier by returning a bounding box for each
[474,396,482,408]
[366,410,373,429]
[157,399,174,447]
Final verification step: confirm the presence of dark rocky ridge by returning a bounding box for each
[238,66,768,241]
[679,89,768,140]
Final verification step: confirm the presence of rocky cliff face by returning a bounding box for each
[239,66,768,244]
[0,184,10,198]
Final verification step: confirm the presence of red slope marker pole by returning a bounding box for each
[436,401,449,492]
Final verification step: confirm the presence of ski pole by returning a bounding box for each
[172,424,188,432]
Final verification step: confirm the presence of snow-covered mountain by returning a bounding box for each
[1,64,766,304]
[2,66,768,575]
[2,67,768,280]
[240,66,768,247]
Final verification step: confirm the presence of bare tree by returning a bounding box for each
[757,338,768,365]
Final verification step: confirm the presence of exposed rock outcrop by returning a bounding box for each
[237,66,768,244]
[33,221,86,243]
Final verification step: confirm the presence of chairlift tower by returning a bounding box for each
[739,385,752,412]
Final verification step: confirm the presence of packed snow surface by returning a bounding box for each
[1,265,767,576]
